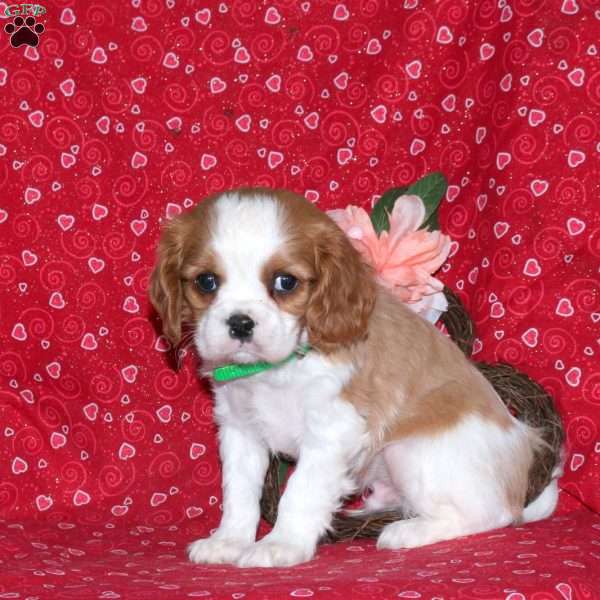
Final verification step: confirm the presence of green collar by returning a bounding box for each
[212,344,311,383]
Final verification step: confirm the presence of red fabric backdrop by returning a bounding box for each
[1,0,599,598]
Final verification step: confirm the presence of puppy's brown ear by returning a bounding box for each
[149,217,189,345]
[305,220,376,353]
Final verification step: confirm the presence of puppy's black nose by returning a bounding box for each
[227,313,255,341]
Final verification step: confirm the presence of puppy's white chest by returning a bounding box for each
[246,381,306,456]
[216,354,360,459]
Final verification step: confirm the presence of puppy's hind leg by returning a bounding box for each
[375,410,527,550]
[377,510,514,550]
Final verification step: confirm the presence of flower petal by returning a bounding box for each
[376,264,417,288]
[387,231,451,272]
[327,206,373,238]
[347,226,364,240]
[388,195,426,241]
[405,290,449,323]
[328,206,385,267]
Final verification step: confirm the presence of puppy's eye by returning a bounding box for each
[272,273,298,294]
[195,272,219,293]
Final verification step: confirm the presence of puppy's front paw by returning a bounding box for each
[187,536,250,564]
[236,538,314,568]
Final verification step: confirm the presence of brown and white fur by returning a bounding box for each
[150,188,559,568]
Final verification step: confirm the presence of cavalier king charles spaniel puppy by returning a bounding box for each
[150,188,559,568]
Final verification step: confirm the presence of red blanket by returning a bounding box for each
[1,0,599,597]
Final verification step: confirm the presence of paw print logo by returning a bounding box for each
[4,16,45,48]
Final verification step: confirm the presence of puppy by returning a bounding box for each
[149,188,559,568]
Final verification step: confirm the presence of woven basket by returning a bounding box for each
[260,288,564,542]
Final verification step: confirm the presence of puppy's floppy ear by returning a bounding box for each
[149,217,190,345]
[305,219,376,353]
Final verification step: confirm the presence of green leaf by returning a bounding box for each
[277,457,291,486]
[370,186,408,234]
[405,172,447,230]
[421,209,440,232]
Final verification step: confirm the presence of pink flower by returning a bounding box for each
[328,195,451,322]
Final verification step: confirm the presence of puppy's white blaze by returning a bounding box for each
[211,191,285,291]
[194,191,300,365]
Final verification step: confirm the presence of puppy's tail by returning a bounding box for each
[521,445,565,524]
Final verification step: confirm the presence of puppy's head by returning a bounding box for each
[149,189,375,367]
